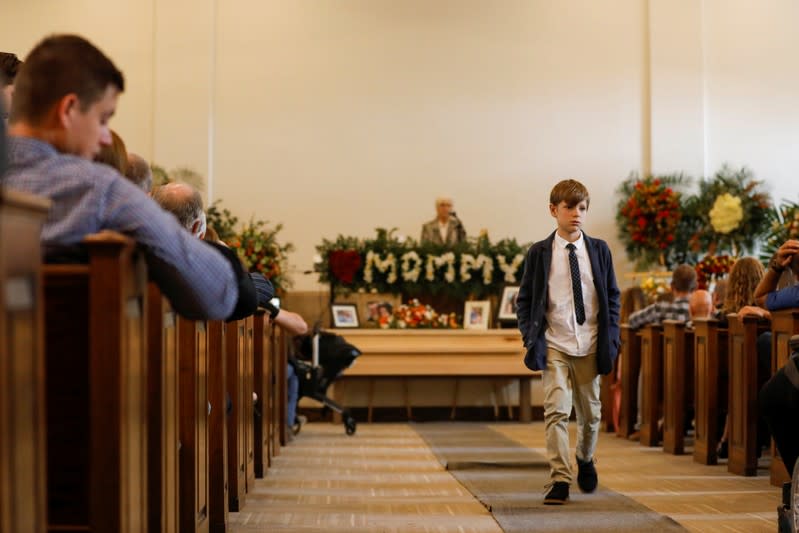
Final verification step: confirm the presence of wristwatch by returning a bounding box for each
[265,302,280,319]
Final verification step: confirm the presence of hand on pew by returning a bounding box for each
[738,305,771,320]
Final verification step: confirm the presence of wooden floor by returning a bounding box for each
[229,422,782,533]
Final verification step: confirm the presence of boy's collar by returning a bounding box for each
[554,230,584,249]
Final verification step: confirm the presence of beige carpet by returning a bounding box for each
[413,423,687,532]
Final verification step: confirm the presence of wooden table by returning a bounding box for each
[329,329,538,421]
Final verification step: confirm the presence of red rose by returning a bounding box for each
[328,250,363,284]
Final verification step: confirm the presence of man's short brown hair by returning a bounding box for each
[550,179,590,208]
[11,35,124,124]
[671,264,698,293]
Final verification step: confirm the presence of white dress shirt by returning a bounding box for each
[438,221,449,243]
[545,232,598,356]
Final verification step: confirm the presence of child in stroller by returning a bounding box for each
[291,328,361,435]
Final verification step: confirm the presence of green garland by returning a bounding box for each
[316,228,528,300]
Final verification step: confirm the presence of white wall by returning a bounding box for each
[702,0,799,206]
[2,0,798,291]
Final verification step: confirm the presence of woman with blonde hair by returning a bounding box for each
[717,256,767,458]
[722,256,768,319]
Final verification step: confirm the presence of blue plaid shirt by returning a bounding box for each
[628,297,691,329]
[3,136,237,320]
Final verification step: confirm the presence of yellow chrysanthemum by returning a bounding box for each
[709,193,744,234]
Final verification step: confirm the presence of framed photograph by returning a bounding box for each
[497,285,521,321]
[331,303,360,328]
[362,294,401,328]
[464,300,491,330]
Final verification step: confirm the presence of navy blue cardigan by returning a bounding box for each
[516,231,621,376]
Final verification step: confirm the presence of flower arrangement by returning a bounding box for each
[639,276,670,304]
[759,198,799,265]
[616,174,686,269]
[694,254,736,290]
[205,199,294,291]
[383,299,460,329]
[315,228,528,300]
[228,218,295,292]
[688,166,772,256]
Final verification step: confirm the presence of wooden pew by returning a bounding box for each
[769,309,799,485]
[177,318,210,533]
[727,313,769,476]
[146,283,180,533]
[207,320,228,533]
[225,317,255,511]
[692,318,728,465]
[253,311,272,477]
[0,189,50,533]
[270,327,288,452]
[44,231,148,533]
[617,324,641,438]
[662,320,694,455]
[638,324,664,447]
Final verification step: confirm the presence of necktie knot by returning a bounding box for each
[566,243,575,251]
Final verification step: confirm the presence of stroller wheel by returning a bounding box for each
[344,416,357,436]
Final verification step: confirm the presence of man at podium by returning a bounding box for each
[420,196,466,246]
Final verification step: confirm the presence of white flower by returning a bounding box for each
[312,254,323,264]
[709,193,744,234]
[363,250,398,284]
[497,254,525,283]
[400,251,422,282]
[425,253,456,283]
[460,254,475,282]
[460,254,495,285]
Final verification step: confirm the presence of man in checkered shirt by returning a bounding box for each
[627,264,697,440]
[628,264,697,329]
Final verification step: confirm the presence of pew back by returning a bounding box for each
[0,189,50,533]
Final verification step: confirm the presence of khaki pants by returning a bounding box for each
[543,347,601,483]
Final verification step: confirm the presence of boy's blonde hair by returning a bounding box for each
[550,179,590,208]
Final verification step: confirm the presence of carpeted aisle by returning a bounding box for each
[413,423,686,532]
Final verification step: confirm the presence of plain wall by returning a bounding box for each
[5,1,797,292]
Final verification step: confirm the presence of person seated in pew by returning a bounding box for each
[628,264,697,329]
[687,289,713,325]
[152,181,275,309]
[760,334,799,532]
[727,241,799,463]
[755,240,799,311]
[627,264,696,441]
[3,34,256,321]
[262,300,308,438]
[124,153,152,193]
[0,52,21,123]
[712,256,768,458]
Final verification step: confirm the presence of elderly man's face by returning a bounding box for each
[436,199,453,221]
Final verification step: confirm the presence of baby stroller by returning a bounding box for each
[290,326,361,435]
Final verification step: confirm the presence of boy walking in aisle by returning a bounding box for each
[516,179,621,504]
